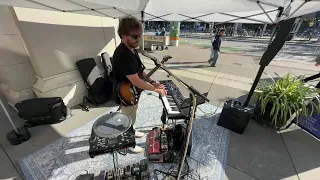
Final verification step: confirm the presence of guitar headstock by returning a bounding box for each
[161,55,172,63]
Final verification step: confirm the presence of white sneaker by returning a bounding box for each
[135,131,145,138]
[129,146,144,153]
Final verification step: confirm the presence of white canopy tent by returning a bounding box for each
[0,0,320,24]
[1,1,320,179]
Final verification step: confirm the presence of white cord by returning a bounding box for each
[0,99,18,133]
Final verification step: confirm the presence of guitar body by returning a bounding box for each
[116,54,172,106]
[117,81,141,105]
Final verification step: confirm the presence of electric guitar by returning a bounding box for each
[117,55,172,106]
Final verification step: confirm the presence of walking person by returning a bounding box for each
[208,29,225,67]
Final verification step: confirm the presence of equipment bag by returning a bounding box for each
[101,52,118,103]
[76,58,112,105]
[15,97,67,127]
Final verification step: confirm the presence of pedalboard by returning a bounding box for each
[98,159,149,180]
[148,127,179,163]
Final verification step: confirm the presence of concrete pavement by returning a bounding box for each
[142,44,320,180]
[179,35,320,63]
[0,44,320,180]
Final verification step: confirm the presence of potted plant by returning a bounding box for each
[254,74,320,127]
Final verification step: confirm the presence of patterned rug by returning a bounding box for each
[18,91,230,180]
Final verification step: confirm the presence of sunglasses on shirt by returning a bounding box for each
[129,34,141,40]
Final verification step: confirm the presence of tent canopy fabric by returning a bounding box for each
[1,0,320,24]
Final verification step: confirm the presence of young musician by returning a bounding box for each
[112,16,167,153]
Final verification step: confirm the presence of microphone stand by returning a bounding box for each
[140,50,209,179]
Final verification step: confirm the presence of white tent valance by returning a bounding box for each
[1,0,320,24]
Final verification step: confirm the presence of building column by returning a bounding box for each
[0,6,37,105]
[12,7,120,107]
[262,24,268,36]
[233,23,238,36]
[170,22,180,46]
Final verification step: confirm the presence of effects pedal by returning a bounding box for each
[148,127,178,163]
[101,159,149,180]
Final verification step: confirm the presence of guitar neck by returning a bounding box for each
[142,63,162,81]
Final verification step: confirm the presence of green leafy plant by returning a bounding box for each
[255,74,320,127]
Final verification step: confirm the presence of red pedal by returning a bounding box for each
[149,129,160,154]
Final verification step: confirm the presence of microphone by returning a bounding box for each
[138,49,158,63]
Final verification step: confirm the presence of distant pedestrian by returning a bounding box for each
[208,29,225,67]
[160,27,166,36]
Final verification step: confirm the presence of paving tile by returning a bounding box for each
[0,146,23,180]
[281,127,320,180]
[218,65,256,79]
[288,68,318,77]
[227,121,299,180]
[225,165,258,180]
[217,54,256,69]
[206,83,251,107]
[260,65,291,79]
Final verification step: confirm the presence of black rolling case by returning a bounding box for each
[76,58,112,108]
[15,97,67,127]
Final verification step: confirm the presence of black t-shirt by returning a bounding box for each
[112,43,145,85]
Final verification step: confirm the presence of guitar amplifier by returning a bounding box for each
[217,100,253,134]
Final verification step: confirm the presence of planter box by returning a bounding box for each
[253,99,291,127]
[254,99,273,122]
[217,100,253,134]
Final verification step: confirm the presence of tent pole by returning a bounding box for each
[249,0,279,8]
[215,9,278,25]
[282,0,294,18]
[141,10,145,50]
[287,0,308,19]
[243,7,283,107]
[243,66,265,107]
[257,1,274,23]
[268,7,284,45]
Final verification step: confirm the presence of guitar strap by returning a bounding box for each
[110,57,123,112]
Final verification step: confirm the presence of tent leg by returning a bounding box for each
[244,65,265,107]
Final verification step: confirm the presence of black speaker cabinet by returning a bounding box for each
[217,100,253,134]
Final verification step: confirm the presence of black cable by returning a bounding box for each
[207,65,223,94]
[64,170,88,180]
[117,148,127,155]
